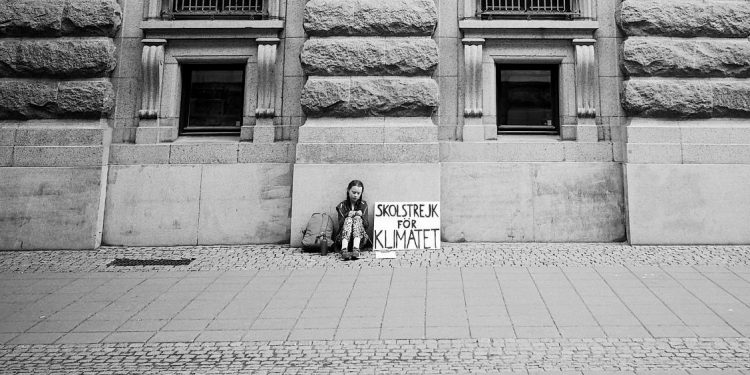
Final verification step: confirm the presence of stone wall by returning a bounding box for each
[299,0,439,118]
[619,0,750,244]
[0,0,121,249]
[290,0,443,246]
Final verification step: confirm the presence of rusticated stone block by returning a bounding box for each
[0,39,117,78]
[620,0,750,38]
[304,0,437,36]
[57,81,115,117]
[0,0,121,37]
[623,37,750,78]
[64,0,122,36]
[301,77,438,117]
[623,79,750,118]
[712,81,750,117]
[0,81,58,119]
[622,80,712,118]
[0,80,114,119]
[301,38,438,76]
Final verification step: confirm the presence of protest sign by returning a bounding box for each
[373,202,440,250]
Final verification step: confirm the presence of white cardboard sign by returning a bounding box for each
[373,202,441,250]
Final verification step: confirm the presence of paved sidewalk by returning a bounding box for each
[1,244,749,374]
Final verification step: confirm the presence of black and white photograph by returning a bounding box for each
[0,0,749,373]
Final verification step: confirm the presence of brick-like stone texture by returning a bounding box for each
[619,0,750,38]
[0,39,117,78]
[622,37,750,78]
[0,80,114,119]
[301,38,438,76]
[301,77,438,117]
[0,0,122,37]
[304,0,437,36]
[713,81,750,117]
[622,79,750,118]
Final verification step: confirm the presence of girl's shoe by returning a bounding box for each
[351,248,360,259]
[341,251,351,260]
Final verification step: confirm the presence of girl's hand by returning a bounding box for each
[355,210,362,217]
[348,211,355,218]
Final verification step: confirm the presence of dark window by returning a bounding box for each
[180,65,245,136]
[169,0,265,19]
[480,0,577,19]
[497,64,559,135]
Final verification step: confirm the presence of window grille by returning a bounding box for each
[480,0,578,18]
[170,0,265,18]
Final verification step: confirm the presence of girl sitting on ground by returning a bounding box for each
[335,180,370,260]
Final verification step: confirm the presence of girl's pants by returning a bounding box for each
[341,216,364,248]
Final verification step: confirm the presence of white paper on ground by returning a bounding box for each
[375,251,397,259]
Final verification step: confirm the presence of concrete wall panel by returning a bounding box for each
[103,164,293,246]
[441,163,535,242]
[103,165,202,246]
[442,162,625,242]
[0,167,104,249]
[198,164,292,245]
[626,164,750,245]
[532,163,625,242]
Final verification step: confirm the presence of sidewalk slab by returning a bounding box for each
[1,243,750,373]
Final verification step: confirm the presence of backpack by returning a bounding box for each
[301,212,335,254]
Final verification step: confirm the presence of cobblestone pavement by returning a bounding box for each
[1,243,749,374]
[1,243,749,272]
[1,338,749,374]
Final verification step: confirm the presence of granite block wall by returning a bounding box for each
[619,0,750,244]
[0,0,121,249]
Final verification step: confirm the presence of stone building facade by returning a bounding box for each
[0,0,748,249]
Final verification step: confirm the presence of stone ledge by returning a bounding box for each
[623,37,750,78]
[627,119,750,145]
[619,0,750,38]
[0,146,11,166]
[439,141,615,163]
[295,143,439,163]
[622,79,750,118]
[304,0,437,37]
[301,38,438,76]
[301,77,439,117]
[626,126,682,144]
[12,145,104,167]
[0,0,122,37]
[626,143,683,164]
[238,143,296,163]
[298,125,437,144]
[682,144,750,164]
[109,142,297,165]
[109,144,171,165]
[0,127,15,146]
[0,39,117,78]
[14,127,106,146]
[169,143,239,164]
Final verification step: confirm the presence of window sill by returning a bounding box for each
[459,19,598,39]
[173,135,240,144]
[496,134,560,143]
[141,19,284,39]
